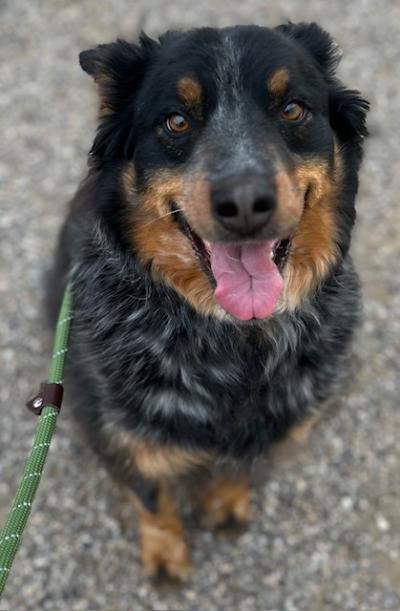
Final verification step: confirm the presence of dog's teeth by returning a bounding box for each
[270,251,274,259]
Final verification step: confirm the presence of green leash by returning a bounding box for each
[0,284,73,596]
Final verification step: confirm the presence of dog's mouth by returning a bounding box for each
[171,202,292,321]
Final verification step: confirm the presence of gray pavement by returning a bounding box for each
[1,1,399,609]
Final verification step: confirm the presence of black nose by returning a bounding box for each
[211,176,276,236]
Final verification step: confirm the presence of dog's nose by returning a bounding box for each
[211,177,276,236]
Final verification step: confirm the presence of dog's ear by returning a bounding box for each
[276,22,369,145]
[79,34,156,117]
[329,87,369,144]
[79,34,157,163]
[275,21,341,77]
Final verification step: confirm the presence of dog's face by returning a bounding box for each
[80,24,368,321]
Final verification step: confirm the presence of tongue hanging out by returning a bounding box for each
[209,241,283,321]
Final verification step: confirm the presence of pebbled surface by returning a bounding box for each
[0,1,399,609]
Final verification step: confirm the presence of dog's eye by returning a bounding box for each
[280,101,306,122]
[165,113,191,134]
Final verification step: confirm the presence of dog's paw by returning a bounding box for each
[139,519,193,581]
[200,477,251,530]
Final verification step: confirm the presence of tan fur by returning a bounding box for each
[199,475,251,528]
[288,414,320,444]
[134,440,210,479]
[294,159,335,209]
[180,171,216,239]
[177,77,203,118]
[267,68,289,97]
[124,168,220,316]
[273,167,306,237]
[102,420,210,479]
[130,483,192,579]
[280,148,343,311]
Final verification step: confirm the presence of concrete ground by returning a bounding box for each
[1,1,399,609]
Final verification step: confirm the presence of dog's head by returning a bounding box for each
[80,23,368,321]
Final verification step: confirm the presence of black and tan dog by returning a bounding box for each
[48,22,368,578]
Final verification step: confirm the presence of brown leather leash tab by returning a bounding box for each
[26,382,64,415]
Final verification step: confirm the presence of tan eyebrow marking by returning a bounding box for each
[267,68,290,97]
[177,77,203,117]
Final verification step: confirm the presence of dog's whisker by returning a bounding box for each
[141,207,185,228]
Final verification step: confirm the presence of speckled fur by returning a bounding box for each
[47,23,367,523]
[50,198,360,464]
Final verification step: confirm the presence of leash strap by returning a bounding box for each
[0,284,73,596]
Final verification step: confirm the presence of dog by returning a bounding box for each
[47,22,368,579]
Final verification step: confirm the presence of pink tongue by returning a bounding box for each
[209,241,283,321]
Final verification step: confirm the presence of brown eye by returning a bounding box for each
[165,112,190,134]
[280,101,306,122]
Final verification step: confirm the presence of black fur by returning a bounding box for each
[61,212,360,461]
[48,24,368,493]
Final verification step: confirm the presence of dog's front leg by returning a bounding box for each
[128,480,192,581]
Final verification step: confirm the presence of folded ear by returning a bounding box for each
[276,22,369,146]
[329,87,369,145]
[79,34,156,117]
[275,21,342,77]
[79,34,157,163]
